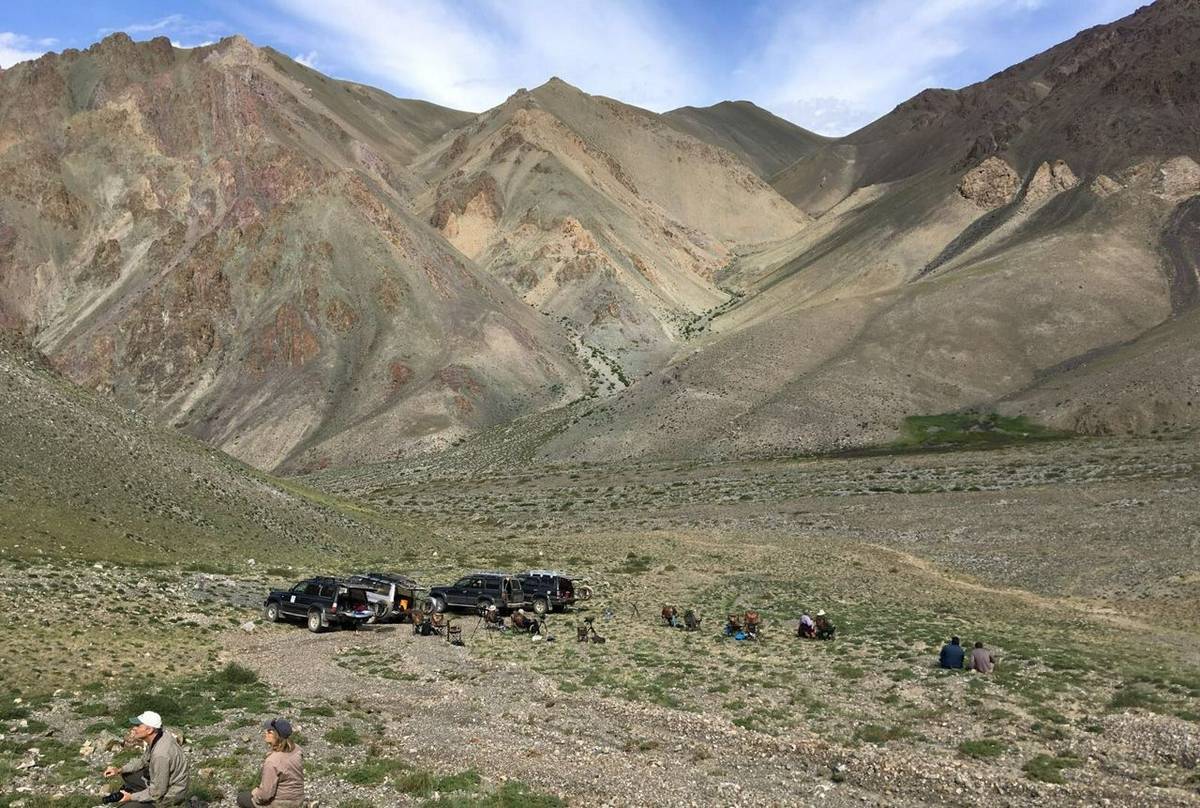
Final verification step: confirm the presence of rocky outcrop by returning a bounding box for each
[1022,160,1079,209]
[957,157,1021,209]
[1155,156,1200,199]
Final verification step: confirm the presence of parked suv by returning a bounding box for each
[425,572,527,614]
[347,572,425,622]
[517,570,577,615]
[263,577,374,633]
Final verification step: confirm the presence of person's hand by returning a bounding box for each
[119,791,132,803]
[103,766,120,778]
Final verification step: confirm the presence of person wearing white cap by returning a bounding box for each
[99,710,189,805]
[814,610,837,640]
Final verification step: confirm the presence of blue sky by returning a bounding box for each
[1,0,1147,135]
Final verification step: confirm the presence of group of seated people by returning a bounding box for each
[938,637,996,672]
[796,610,836,640]
[660,605,702,631]
[483,604,542,635]
[723,610,761,640]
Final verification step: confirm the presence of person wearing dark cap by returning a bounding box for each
[99,710,189,805]
[237,718,305,808]
[939,637,965,669]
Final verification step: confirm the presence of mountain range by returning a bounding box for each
[1,0,1197,472]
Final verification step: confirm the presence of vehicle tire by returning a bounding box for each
[577,585,593,601]
[371,601,388,623]
[532,597,549,616]
[476,597,493,613]
[425,596,444,614]
[306,609,324,633]
[264,602,282,623]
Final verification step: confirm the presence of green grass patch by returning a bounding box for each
[1022,753,1081,784]
[324,725,361,746]
[892,412,1069,451]
[342,757,408,785]
[958,738,1008,759]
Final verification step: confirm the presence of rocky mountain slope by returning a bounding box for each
[2,1,1197,473]
[0,34,584,472]
[413,78,808,378]
[523,0,1200,464]
[664,99,830,180]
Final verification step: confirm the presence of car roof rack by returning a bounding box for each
[466,570,512,577]
[520,569,569,577]
[356,572,424,587]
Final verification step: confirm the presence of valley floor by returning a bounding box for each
[2,433,1199,806]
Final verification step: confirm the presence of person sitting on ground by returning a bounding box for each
[510,608,541,635]
[581,616,606,643]
[101,710,189,806]
[723,613,743,637]
[484,604,504,630]
[969,641,995,673]
[683,609,701,631]
[237,718,304,808]
[661,605,680,628]
[797,612,816,639]
[744,610,761,639]
[814,610,836,640]
[939,636,965,669]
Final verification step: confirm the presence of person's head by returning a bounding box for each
[951,636,960,646]
[974,641,984,649]
[128,711,163,743]
[262,718,295,752]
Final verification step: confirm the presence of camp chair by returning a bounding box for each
[577,624,590,642]
[446,620,463,645]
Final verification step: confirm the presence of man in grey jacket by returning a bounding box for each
[101,710,189,806]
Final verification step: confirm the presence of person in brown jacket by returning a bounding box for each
[969,641,996,673]
[237,718,305,808]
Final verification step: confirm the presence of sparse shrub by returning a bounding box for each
[324,725,361,746]
[343,757,407,785]
[214,662,259,686]
[958,738,1008,759]
[1022,753,1080,783]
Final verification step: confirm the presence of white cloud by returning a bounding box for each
[294,51,318,68]
[269,0,701,112]
[739,0,1144,136]
[170,40,216,50]
[100,14,226,43]
[111,14,186,35]
[0,33,48,68]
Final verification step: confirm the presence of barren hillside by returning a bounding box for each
[0,34,584,472]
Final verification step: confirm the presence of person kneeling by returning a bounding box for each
[237,718,304,808]
[101,710,189,806]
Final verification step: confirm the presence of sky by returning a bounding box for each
[0,0,1148,136]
